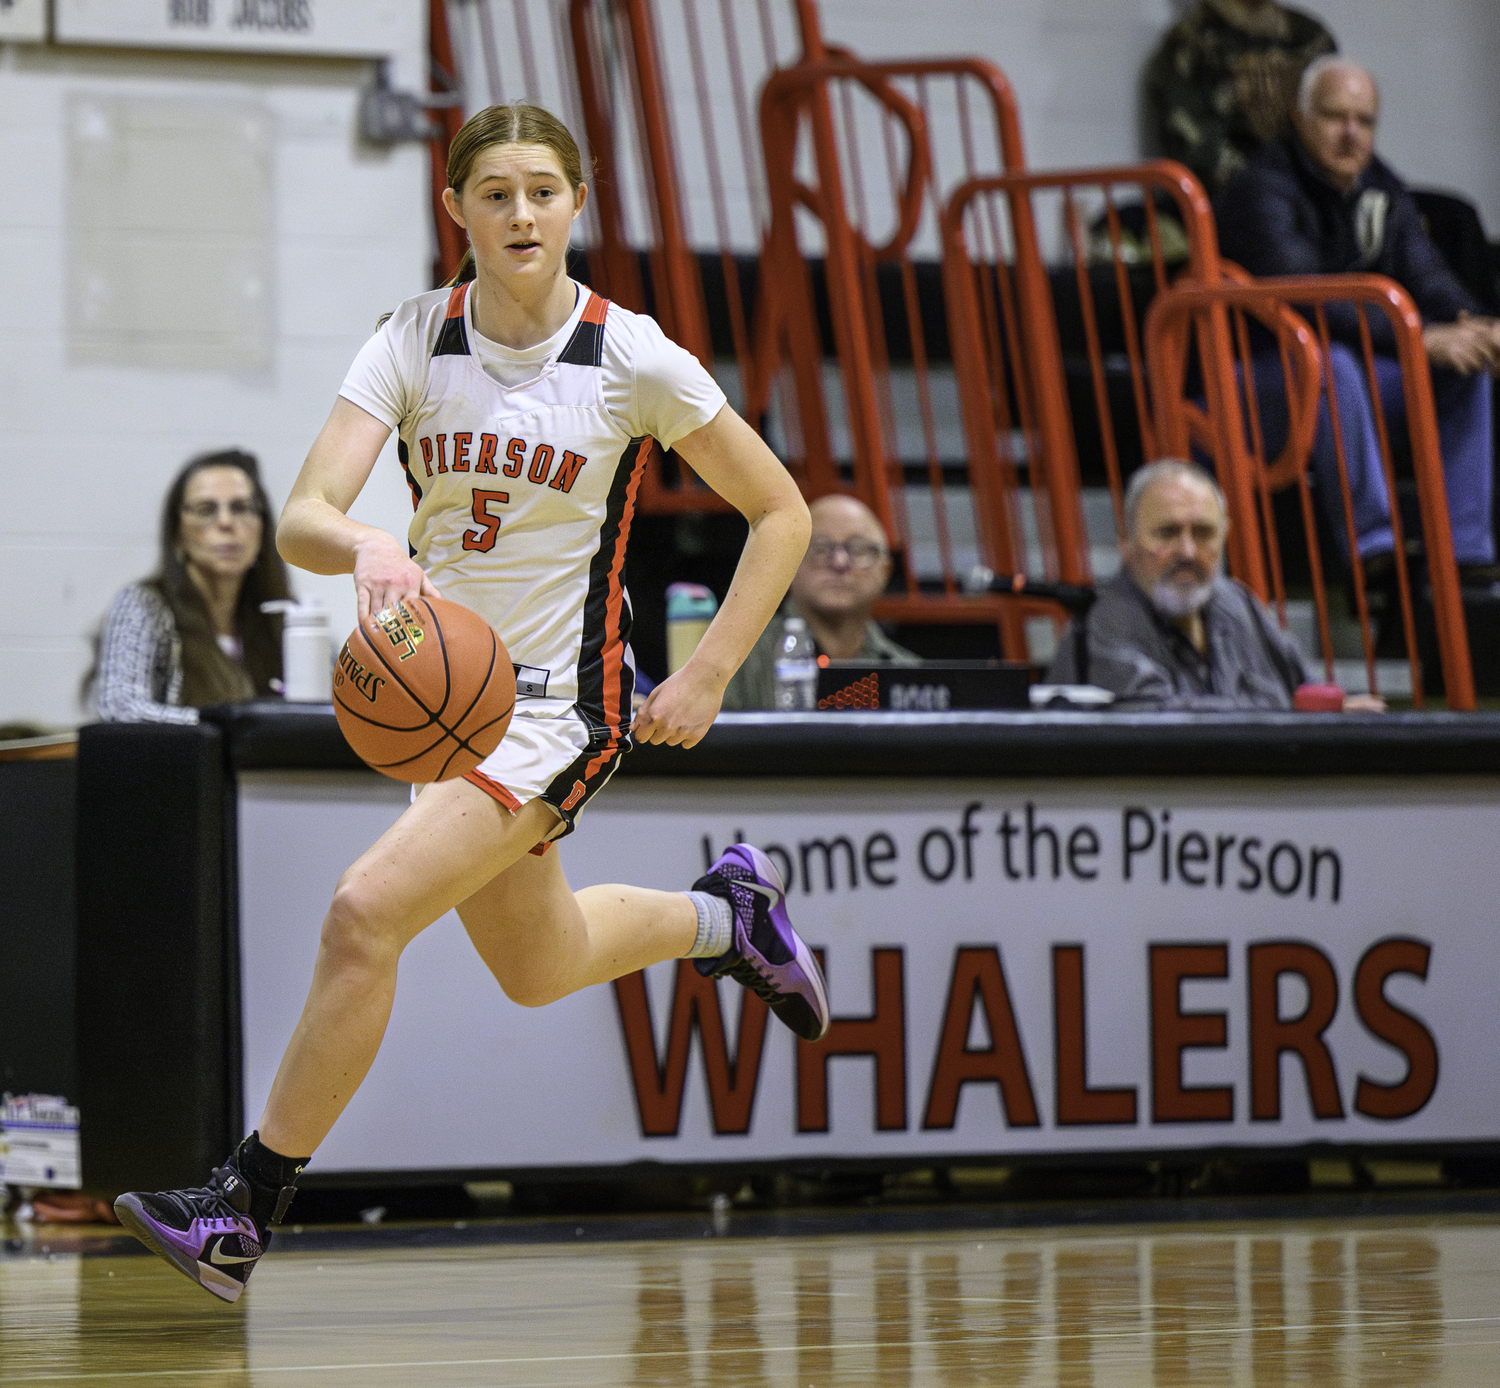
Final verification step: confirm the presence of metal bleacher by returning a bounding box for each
[430,0,1476,705]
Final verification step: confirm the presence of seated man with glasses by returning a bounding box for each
[722,492,919,710]
[87,449,294,722]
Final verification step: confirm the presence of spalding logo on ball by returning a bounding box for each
[333,594,516,782]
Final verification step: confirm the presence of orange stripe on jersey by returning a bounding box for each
[581,741,621,790]
[585,434,650,778]
[580,290,609,326]
[462,767,523,812]
[444,283,468,320]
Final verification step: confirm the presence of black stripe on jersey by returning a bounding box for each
[397,438,424,511]
[573,436,645,738]
[433,314,470,356]
[398,437,422,558]
[557,315,604,367]
[434,286,471,357]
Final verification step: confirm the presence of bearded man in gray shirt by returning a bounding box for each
[1047,459,1383,711]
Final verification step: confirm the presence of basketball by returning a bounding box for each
[333,594,515,783]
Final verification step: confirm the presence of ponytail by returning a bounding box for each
[445,248,477,288]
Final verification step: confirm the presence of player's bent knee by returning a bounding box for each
[320,875,402,970]
[492,961,571,1009]
[504,986,558,1009]
[495,975,566,1009]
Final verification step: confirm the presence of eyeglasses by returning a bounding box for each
[1139,520,1223,551]
[805,537,888,569]
[181,499,262,523]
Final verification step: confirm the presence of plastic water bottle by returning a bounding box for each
[261,599,333,701]
[773,616,818,711]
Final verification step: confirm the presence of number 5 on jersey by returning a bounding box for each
[463,489,509,552]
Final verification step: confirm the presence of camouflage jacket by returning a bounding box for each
[1145,0,1336,194]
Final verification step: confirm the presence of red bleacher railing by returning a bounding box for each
[1146,261,1324,658]
[754,53,1036,645]
[938,160,1239,654]
[567,0,837,512]
[429,0,468,285]
[758,56,931,514]
[441,5,1482,706]
[1144,273,1476,709]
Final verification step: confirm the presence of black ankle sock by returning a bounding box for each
[232,1132,309,1228]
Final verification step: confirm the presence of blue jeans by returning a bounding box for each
[1251,343,1494,564]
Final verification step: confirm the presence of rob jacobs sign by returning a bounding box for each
[235,774,1500,1173]
[54,0,413,56]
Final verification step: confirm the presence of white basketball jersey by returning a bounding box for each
[396,282,648,741]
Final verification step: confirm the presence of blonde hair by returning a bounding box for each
[444,103,586,287]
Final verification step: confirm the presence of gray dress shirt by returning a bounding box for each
[1046,571,1310,709]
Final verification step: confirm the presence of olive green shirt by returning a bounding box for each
[1045,571,1310,709]
[722,602,921,711]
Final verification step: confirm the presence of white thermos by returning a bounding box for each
[261,599,333,701]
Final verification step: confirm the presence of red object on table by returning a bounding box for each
[1294,683,1346,712]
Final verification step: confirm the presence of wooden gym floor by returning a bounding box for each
[4,1208,1500,1385]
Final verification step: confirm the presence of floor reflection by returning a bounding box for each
[0,1216,1489,1385]
[0,1253,250,1384]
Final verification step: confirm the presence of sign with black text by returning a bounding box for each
[56,0,413,56]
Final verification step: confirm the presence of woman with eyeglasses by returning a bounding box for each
[88,449,294,722]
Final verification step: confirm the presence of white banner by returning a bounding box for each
[55,0,414,57]
[237,773,1500,1174]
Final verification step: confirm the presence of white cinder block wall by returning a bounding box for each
[5,0,1499,726]
[4,35,429,727]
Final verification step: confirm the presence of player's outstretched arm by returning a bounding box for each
[633,404,810,748]
[278,397,439,620]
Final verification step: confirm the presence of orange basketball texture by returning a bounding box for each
[333,595,516,782]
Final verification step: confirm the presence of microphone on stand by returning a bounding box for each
[965,566,1097,617]
[966,566,1102,691]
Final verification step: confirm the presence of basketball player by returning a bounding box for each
[113,103,828,1303]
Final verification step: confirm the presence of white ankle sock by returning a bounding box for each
[684,890,733,959]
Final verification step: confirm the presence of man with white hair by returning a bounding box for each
[1046,460,1382,710]
[1217,57,1500,586]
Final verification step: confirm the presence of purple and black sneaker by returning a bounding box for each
[694,843,830,1041]
[114,1164,287,1304]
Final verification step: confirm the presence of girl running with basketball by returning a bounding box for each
[115,103,829,1303]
